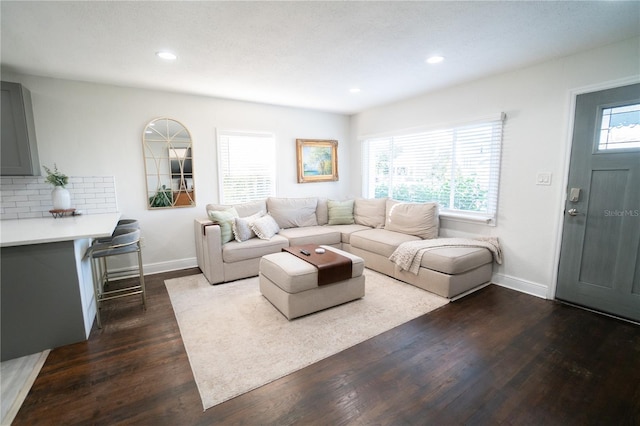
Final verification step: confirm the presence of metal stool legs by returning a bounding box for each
[89,227,146,328]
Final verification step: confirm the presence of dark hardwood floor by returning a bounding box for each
[13,268,640,425]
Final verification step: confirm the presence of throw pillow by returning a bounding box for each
[232,211,265,242]
[207,207,240,244]
[266,197,318,229]
[354,198,387,228]
[327,199,355,225]
[385,201,439,239]
[250,214,280,240]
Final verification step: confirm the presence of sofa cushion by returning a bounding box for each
[324,224,372,244]
[316,197,329,225]
[207,207,239,244]
[207,200,266,218]
[251,214,280,240]
[385,200,439,239]
[327,199,355,225]
[420,246,493,275]
[222,235,289,263]
[205,203,225,213]
[232,211,265,242]
[235,200,267,217]
[354,198,386,228]
[278,226,341,247]
[267,197,318,228]
[350,228,420,258]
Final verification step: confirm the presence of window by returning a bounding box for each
[598,103,640,151]
[217,131,276,204]
[362,114,504,224]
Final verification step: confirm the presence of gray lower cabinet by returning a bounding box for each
[1,240,94,361]
[1,81,40,176]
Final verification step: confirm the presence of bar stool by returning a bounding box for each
[92,219,141,295]
[114,218,139,231]
[88,226,146,328]
[95,219,139,243]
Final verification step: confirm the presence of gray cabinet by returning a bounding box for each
[1,81,40,176]
[1,240,89,360]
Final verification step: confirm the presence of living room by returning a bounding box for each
[1,20,638,302]
[1,1,639,424]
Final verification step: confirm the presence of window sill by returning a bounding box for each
[439,210,496,226]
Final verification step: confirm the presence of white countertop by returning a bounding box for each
[1,213,121,247]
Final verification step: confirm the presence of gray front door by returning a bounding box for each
[556,83,640,322]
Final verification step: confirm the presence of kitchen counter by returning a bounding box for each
[1,213,121,361]
[1,213,120,247]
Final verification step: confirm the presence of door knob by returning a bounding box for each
[567,208,580,216]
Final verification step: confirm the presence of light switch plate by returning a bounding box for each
[536,172,552,185]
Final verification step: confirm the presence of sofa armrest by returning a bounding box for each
[194,219,212,271]
[194,219,224,284]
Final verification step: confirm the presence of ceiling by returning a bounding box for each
[1,1,639,114]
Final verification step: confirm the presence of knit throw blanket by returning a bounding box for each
[389,237,503,275]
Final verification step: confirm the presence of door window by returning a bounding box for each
[598,103,640,151]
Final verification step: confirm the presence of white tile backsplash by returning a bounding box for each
[0,176,118,219]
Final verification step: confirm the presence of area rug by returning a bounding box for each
[165,269,449,410]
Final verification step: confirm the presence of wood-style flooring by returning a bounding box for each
[13,268,640,425]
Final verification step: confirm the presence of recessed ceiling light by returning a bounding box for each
[349,87,361,94]
[156,51,177,60]
[426,56,444,64]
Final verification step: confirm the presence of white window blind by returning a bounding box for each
[217,131,276,204]
[362,114,504,223]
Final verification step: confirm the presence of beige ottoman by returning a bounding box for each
[259,246,365,320]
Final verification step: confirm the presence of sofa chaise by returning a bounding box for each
[194,197,498,298]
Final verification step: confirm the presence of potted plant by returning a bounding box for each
[148,184,173,208]
[43,164,71,210]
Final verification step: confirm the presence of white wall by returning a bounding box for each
[349,37,640,298]
[1,74,351,273]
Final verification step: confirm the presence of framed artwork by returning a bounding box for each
[296,139,339,183]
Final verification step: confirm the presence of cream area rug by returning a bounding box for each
[165,269,449,410]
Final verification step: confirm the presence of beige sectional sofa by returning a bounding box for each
[194,197,496,298]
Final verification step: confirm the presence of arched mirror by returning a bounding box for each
[143,118,195,209]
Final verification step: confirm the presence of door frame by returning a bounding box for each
[549,75,640,300]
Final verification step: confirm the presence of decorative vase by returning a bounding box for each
[51,186,71,210]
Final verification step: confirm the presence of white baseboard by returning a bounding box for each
[491,273,549,299]
[108,257,199,279]
[142,257,199,276]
